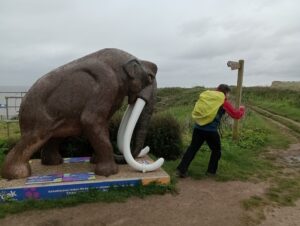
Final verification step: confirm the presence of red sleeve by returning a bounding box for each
[223,100,245,119]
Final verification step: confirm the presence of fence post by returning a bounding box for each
[5,97,9,120]
[6,122,10,138]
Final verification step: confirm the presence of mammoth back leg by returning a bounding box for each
[1,132,51,179]
[41,138,63,165]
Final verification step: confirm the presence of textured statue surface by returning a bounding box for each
[1,48,158,179]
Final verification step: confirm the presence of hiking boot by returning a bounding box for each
[205,171,216,177]
[176,169,188,178]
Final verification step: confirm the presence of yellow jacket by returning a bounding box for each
[192,90,225,126]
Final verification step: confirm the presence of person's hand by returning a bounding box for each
[239,106,246,118]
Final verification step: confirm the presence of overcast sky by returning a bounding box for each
[0,0,299,88]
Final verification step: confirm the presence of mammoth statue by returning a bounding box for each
[1,48,164,179]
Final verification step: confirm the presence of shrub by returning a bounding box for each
[0,137,19,155]
[59,137,94,157]
[0,138,20,168]
[146,113,183,160]
[108,111,183,160]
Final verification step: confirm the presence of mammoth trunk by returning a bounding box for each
[131,80,157,158]
[132,95,154,157]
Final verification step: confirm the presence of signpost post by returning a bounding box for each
[227,60,244,140]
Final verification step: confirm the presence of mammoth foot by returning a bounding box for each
[95,162,118,177]
[89,154,97,164]
[1,161,31,179]
[41,138,63,165]
[41,153,63,165]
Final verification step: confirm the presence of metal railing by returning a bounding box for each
[0,92,26,137]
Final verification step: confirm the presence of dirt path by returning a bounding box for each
[0,179,266,226]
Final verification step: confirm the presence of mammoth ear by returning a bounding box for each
[141,61,158,78]
[123,59,141,79]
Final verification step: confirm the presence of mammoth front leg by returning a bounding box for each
[82,116,118,177]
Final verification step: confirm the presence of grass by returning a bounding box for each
[242,195,267,211]
[238,100,300,225]
[271,81,300,91]
[241,175,300,225]
[266,176,300,206]
[250,105,300,135]
[0,121,20,140]
[163,110,290,182]
[156,86,293,182]
[243,87,300,122]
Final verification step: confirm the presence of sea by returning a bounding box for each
[0,86,29,120]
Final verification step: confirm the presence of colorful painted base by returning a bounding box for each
[0,156,170,202]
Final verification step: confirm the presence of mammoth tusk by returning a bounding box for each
[116,102,149,159]
[117,104,134,154]
[123,98,164,172]
[117,100,150,158]
[138,146,150,157]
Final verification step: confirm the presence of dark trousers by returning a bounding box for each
[177,128,221,174]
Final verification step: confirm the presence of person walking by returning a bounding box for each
[176,84,245,178]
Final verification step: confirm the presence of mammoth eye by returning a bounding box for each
[147,73,154,82]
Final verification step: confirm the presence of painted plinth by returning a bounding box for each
[0,156,170,202]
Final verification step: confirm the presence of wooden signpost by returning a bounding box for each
[227,60,244,140]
